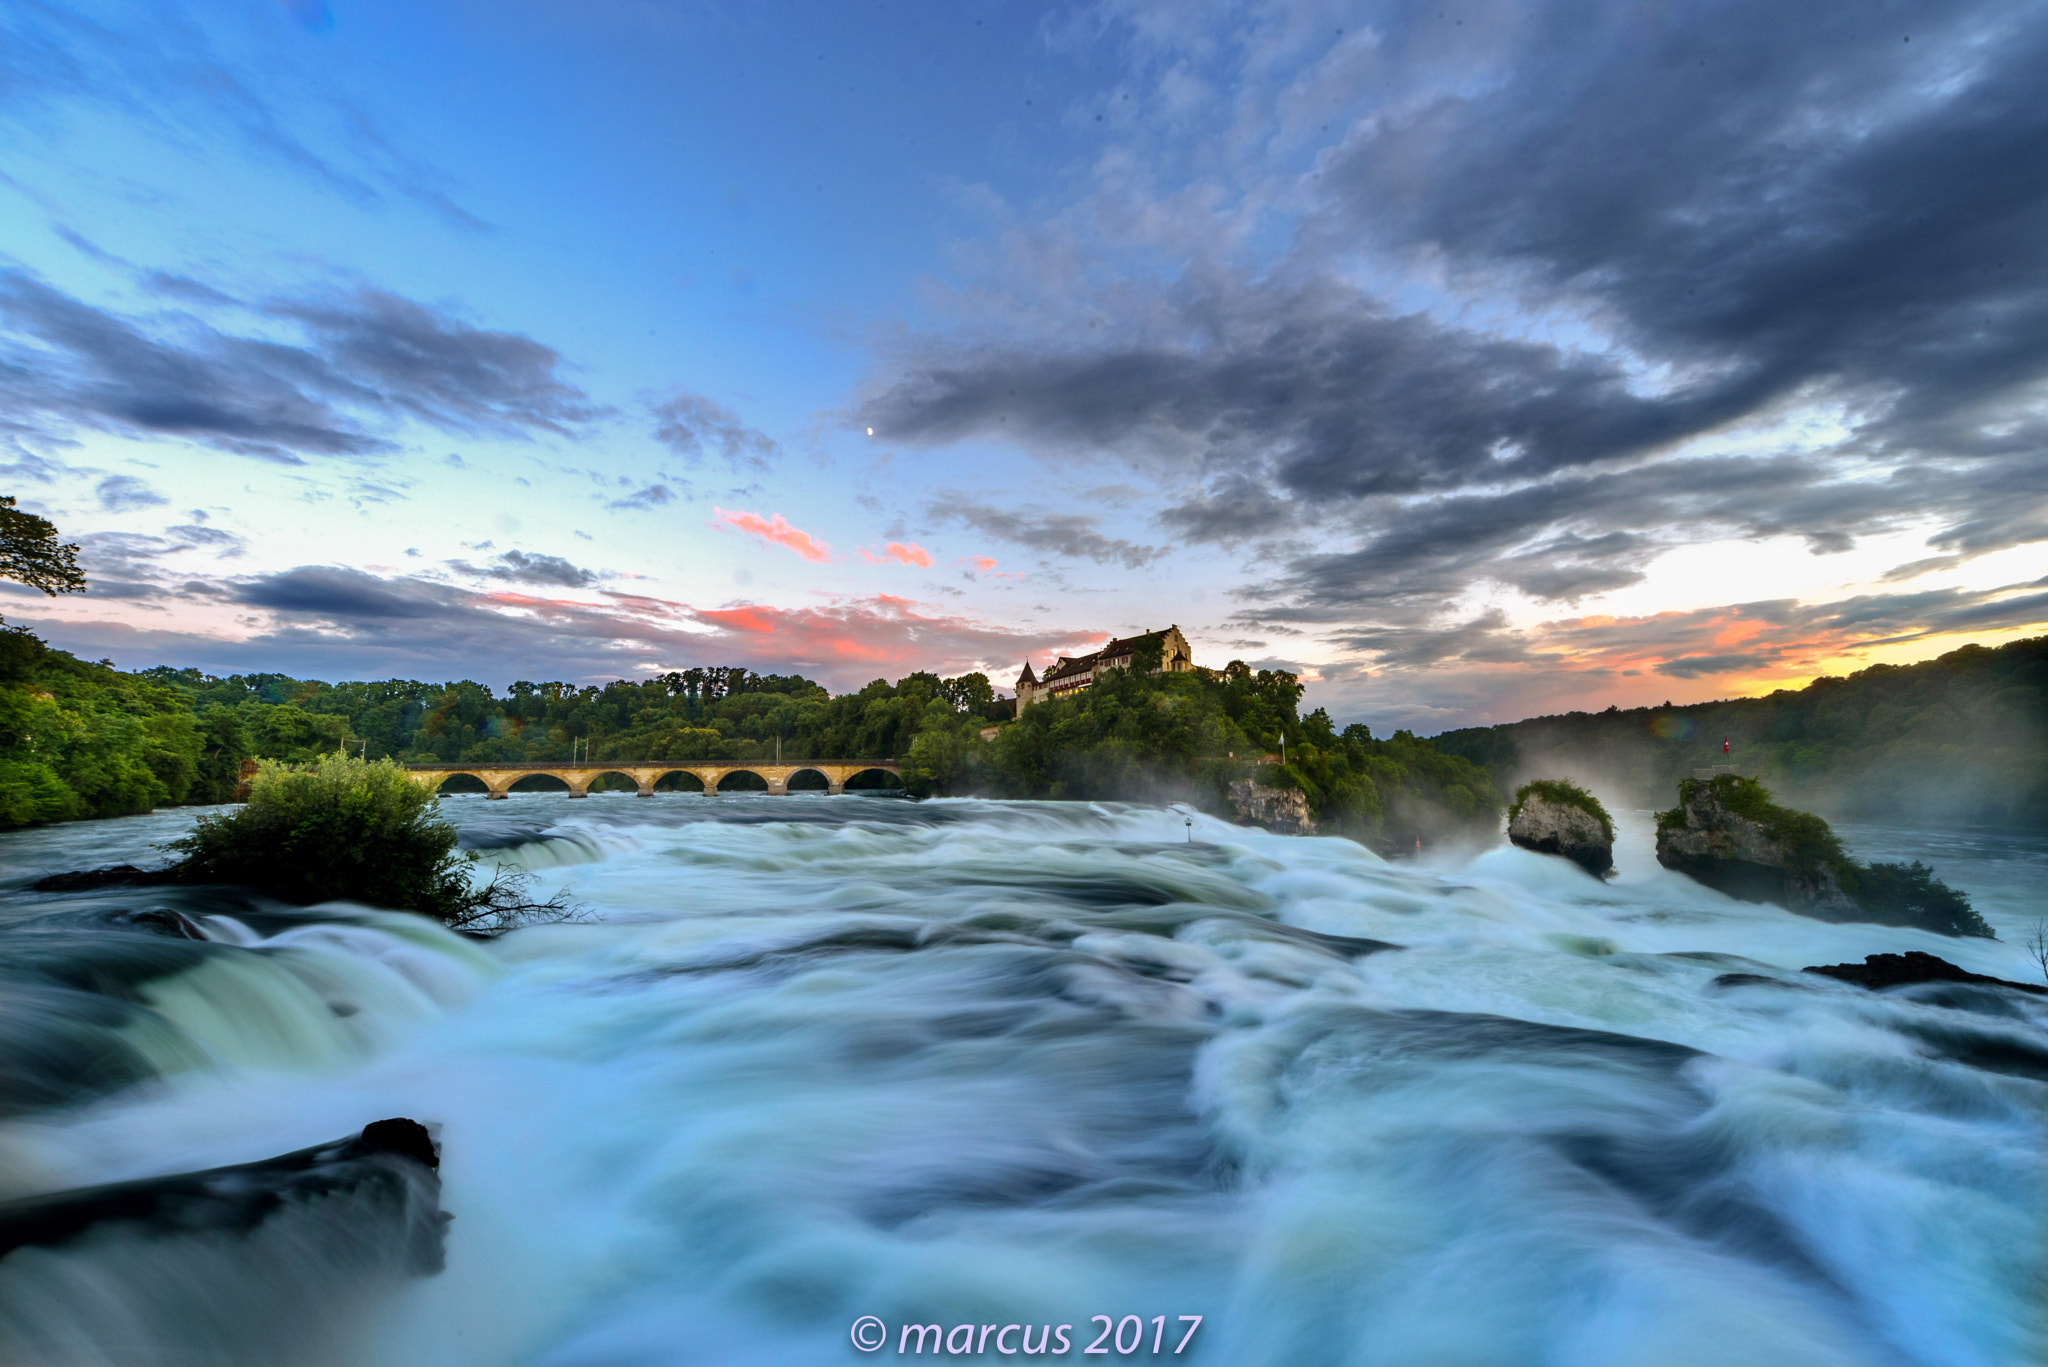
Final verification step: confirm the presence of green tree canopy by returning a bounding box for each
[0,497,85,595]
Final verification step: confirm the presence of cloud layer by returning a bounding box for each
[858,0,2048,696]
[22,566,1101,691]
[0,269,598,461]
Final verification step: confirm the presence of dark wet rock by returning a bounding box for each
[1507,785,1613,875]
[1709,972,1813,990]
[1803,952,2045,996]
[32,865,176,893]
[1227,779,1316,835]
[1655,776,1859,918]
[0,1117,449,1274]
[107,907,210,939]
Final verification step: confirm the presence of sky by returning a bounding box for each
[1,0,2044,732]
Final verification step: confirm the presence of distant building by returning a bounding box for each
[1014,625,1195,712]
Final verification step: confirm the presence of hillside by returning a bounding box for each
[1430,637,2048,828]
[0,633,1498,852]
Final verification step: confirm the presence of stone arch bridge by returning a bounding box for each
[405,761,902,799]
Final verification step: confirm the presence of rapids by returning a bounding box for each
[0,795,2042,1366]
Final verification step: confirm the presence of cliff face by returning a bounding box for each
[1228,780,1317,835]
[1655,777,1858,918]
[1507,794,1613,874]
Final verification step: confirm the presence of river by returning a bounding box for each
[1,795,2042,1366]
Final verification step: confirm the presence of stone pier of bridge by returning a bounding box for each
[403,761,902,800]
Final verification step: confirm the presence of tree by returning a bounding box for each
[0,497,86,594]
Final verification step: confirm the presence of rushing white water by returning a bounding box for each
[1,795,2043,1366]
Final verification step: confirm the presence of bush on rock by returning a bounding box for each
[163,752,568,931]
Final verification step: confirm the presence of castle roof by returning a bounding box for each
[1020,627,1185,693]
[1017,661,1037,684]
[1042,653,1097,683]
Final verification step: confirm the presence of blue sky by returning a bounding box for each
[3,0,2045,730]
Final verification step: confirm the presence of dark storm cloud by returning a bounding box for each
[926,494,1165,569]
[862,0,2048,649]
[1654,654,1762,679]
[867,288,1748,501]
[489,550,597,588]
[269,289,601,436]
[651,392,780,470]
[234,566,452,620]
[95,475,167,512]
[1320,0,2048,479]
[0,268,598,460]
[26,566,1103,692]
[608,484,675,510]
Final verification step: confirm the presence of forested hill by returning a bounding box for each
[1430,636,2048,829]
[0,629,1501,853]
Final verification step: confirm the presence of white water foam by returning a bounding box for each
[1,795,2041,1366]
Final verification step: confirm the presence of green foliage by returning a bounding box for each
[192,708,252,804]
[0,632,199,828]
[0,623,1494,853]
[0,496,86,595]
[1840,860,1993,939]
[164,754,476,918]
[1686,774,1848,878]
[1509,779,1615,843]
[1667,774,1988,937]
[958,663,1498,852]
[1435,636,2048,828]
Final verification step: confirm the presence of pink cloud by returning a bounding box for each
[859,541,933,568]
[714,508,831,562]
[961,554,1021,580]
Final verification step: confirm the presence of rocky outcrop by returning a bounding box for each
[1804,952,2045,996]
[1507,785,1613,874]
[1228,780,1316,835]
[0,1117,449,1272]
[1654,775,1859,918]
[31,864,176,893]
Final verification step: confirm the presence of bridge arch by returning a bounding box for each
[716,768,769,793]
[785,767,830,792]
[586,770,642,794]
[426,770,491,795]
[843,766,906,791]
[651,769,706,793]
[507,772,573,794]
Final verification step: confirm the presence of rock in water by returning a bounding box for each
[1507,782,1613,874]
[1805,952,2046,996]
[1654,775,1860,918]
[1228,779,1317,835]
[0,1118,449,1365]
[0,1117,447,1270]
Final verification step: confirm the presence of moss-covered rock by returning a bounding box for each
[1507,779,1614,874]
[1227,778,1317,834]
[1655,775,1992,937]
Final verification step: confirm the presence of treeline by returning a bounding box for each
[0,628,1500,852]
[1432,636,2048,828]
[923,662,1500,852]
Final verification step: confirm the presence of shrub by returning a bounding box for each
[1508,779,1614,843]
[162,752,570,931]
[1841,859,1994,939]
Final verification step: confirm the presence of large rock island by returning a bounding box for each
[1655,774,1992,937]
[1507,779,1614,874]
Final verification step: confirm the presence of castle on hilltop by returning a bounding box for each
[1014,625,1195,712]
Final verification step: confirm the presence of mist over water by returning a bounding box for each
[1,795,2042,1366]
